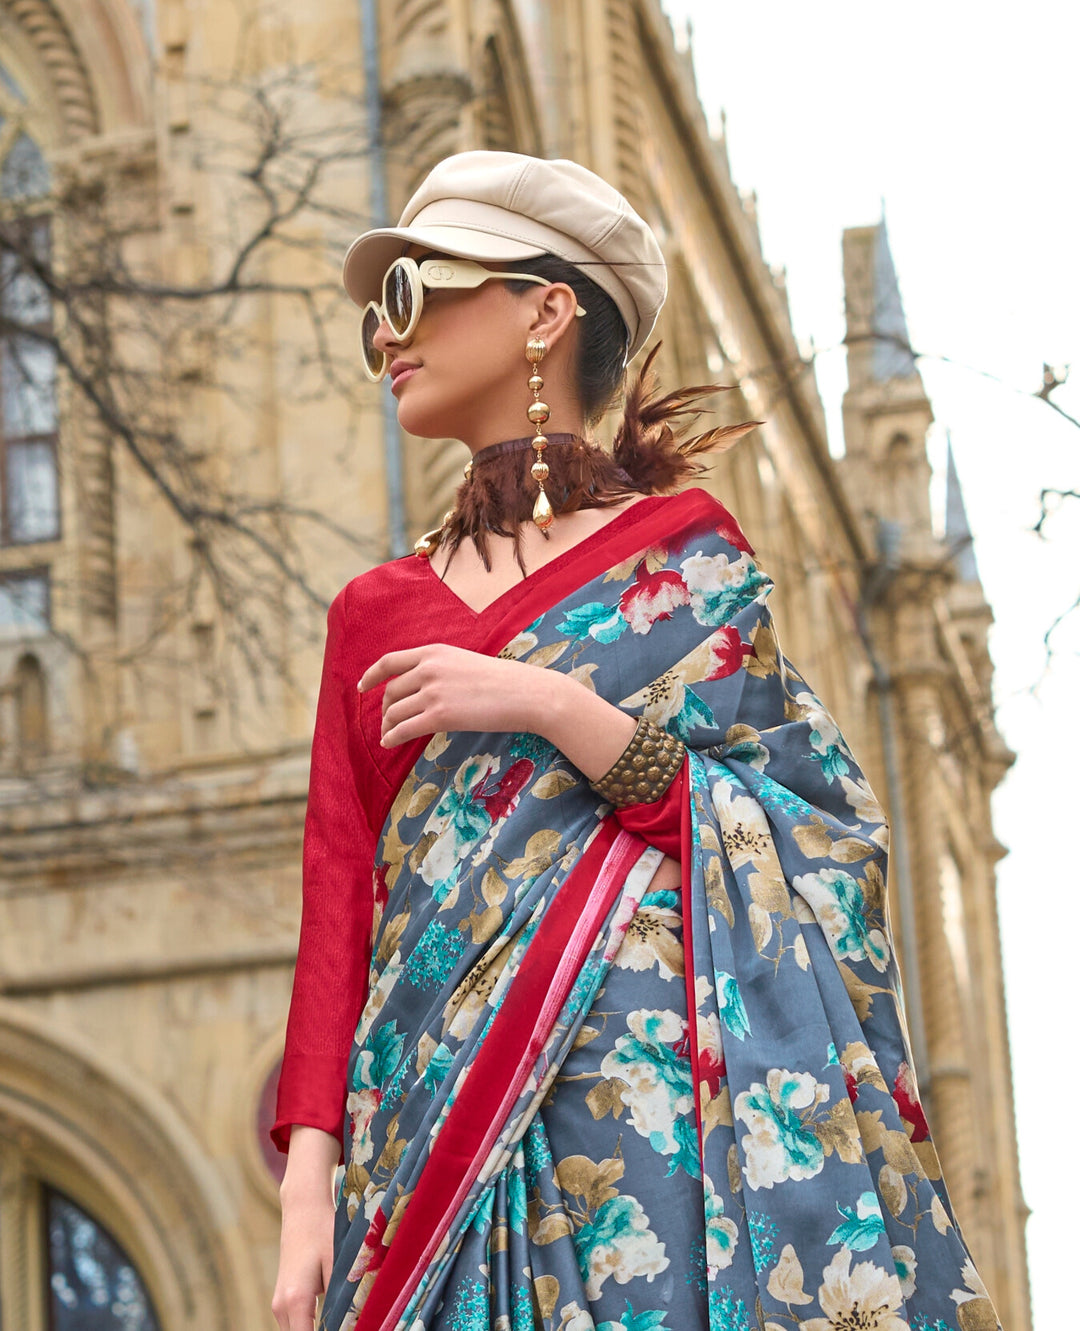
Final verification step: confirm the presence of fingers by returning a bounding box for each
[361,642,470,695]
[359,647,425,692]
[380,688,430,745]
[273,1202,335,1331]
[271,1284,317,1331]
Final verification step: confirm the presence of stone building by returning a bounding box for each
[0,1,1028,1327]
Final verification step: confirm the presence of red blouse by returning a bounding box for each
[271,493,718,1152]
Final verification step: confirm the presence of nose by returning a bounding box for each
[372,316,408,354]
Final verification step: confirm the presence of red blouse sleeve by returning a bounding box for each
[272,587,375,1154]
[612,758,687,860]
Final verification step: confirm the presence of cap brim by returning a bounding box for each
[342,225,547,308]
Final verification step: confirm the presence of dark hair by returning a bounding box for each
[504,255,628,425]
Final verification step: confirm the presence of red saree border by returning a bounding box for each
[358,821,646,1331]
[371,486,727,840]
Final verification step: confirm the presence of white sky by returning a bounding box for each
[662,4,1079,1327]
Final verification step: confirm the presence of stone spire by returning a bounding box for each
[944,433,980,582]
[841,219,934,548]
[843,216,919,390]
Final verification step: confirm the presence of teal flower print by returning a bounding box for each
[469,1188,494,1235]
[510,1283,534,1331]
[419,753,501,900]
[685,1234,706,1292]
[792,868,891,972]
[558,599,629,642]
[715,970,751,1041]
[747,1210,779,1272]
[734,1068,829,1191]
[827,1191,887,1252]
[811,742,851,782]
[707,1286,755,1331]
[448,1277,489,1331]
[421,1040,454,1094]
[352,1019,404,1091]
[795,689,853,784]
[704,1176,739,1269]
[524,1120,553,1191]
[508,731,557,764]
[432,755,495,842]
[752,772,815,821]
[507,1163,528,1235]
[642,888,679,910]
[600,1009,697,1175]
[668,684,716,741]
[574,1193,668,1299]
[667,1115,701,1180]
[892,1243,917,1298]
[680,549,771,627]
[597,1301,670,1330]
[404,917,467,991]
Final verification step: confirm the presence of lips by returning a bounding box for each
[389,359,420,391]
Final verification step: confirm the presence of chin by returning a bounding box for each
[395,384,465,441]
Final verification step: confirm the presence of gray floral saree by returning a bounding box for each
[320,488,1000,1331]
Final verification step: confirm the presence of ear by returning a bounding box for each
[525,282,580,352]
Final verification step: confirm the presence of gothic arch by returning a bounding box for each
[0,0,98,139]
[0,0,153,140]
[0,1000,266,1331]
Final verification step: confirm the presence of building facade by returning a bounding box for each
[0,1,1028,1327]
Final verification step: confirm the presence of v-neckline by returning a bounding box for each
[421,494,670,620]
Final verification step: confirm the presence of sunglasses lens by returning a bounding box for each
[384,262,414,338]
[360,305,383,376]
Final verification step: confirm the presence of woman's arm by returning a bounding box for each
[274,590,376,1152]
[272,1126,340,1331]
[274,591,373,1323]
[361,643,686,854]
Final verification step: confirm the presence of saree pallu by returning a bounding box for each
[321,501,1001,1331]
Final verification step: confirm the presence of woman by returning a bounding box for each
[272,151,1000,1331]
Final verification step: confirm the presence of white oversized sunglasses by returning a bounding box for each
[359,255,586,382]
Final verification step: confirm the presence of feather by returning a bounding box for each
[611,344,761,493]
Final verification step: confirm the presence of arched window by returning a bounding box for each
[45,1189,162,1331]
[0,1147,163,1331]
[0,65,59,556]
[15,649,46,754]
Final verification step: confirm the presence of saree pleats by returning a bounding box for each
[321,510,1001,1331]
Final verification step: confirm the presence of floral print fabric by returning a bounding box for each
[320,509,1001,1331]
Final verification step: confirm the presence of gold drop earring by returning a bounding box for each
[526,337,554,531]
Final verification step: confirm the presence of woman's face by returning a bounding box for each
[369,247,574,447]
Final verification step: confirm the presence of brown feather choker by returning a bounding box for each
[467,432,580,469]
[414,434,586,561]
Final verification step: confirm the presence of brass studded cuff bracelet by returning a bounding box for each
[589,716,686,808]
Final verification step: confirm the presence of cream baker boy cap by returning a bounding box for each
[342,150,667,363]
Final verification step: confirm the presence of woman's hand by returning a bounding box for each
[361,644,554,745]
[272,1127,339,1331]
[360,643,636,780]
